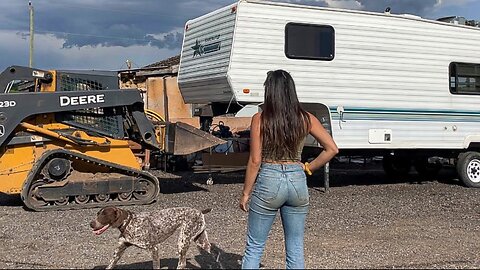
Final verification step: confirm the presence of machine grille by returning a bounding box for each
[56,73,125,138]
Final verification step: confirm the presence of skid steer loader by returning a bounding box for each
[0,66,224,211]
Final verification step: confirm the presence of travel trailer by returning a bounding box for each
[177,0,480,187]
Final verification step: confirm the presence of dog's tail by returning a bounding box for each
[201,208,212,214]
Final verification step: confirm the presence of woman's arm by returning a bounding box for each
[306,112,339,173]
[239,112,262,212]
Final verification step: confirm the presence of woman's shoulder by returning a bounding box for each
[304,111,314,123]
[305,111,318,121]
[252,112,262,120]
[305,111,321,131]
[249,112,262,128]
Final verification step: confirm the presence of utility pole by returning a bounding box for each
[29,1,34,68]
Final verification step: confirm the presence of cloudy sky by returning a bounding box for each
[0,0,479,71]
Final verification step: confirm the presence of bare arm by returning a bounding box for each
[306,112,339,173]
[239,112,262,212]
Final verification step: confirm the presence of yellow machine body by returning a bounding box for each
[0,120,141,195]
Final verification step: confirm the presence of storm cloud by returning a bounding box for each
[272,0,441,15]
[0,0,476,70]
[1,0,231,50]
[356,0,439,14]
[1,0,446,51]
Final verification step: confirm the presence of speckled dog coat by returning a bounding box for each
[90,206,211,269]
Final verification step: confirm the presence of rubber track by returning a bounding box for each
[21,149,160,211]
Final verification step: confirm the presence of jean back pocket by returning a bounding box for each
[254,168,282,201]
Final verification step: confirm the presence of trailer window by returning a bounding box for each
[450,62,480,95]
[285,23,334,61]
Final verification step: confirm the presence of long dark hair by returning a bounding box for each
[261,70,311,160]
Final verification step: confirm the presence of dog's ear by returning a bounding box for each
[110,208,128,228]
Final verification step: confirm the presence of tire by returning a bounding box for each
[383,155,411,179]
[414,158,442,179]
[457,151,480,188]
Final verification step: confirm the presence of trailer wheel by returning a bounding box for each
[457,151,480,188]
[383,155,411,179]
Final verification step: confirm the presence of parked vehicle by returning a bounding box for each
[178,0,480,186]
[0,65,224,211]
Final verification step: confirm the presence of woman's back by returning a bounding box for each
[260,70,311,163]
[261,128,306,163]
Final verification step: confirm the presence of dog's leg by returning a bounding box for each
[194,230,211,254]
[177,225,192,269]
[106,241,129,270]
[193,215,211,253]
[151,245,160,269]
[177,241,189,269]
[195,230,220,269]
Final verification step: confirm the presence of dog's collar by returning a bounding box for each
[118,213,133,234]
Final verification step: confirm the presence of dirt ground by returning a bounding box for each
[0,161,480,269]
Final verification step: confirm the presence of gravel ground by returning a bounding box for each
[1,161,480,269]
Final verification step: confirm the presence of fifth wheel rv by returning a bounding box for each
[177,0,480,187]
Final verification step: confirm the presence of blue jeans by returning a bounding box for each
[242,163,309,269]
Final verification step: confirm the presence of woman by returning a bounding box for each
[240,69,338,269]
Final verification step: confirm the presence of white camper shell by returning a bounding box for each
[178,0,480,187]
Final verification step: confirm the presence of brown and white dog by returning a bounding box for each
[90,206,211,269]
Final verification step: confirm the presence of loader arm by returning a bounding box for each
[0,65,53,93]
[0,89,159,149]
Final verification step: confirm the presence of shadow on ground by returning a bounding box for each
[92,243,242,269]
[0,193,22,207]
[307,160,462,190]
[180,171,245,185]
[158,170,245,193]
[172,159,462,190]
[159,176,210,194]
